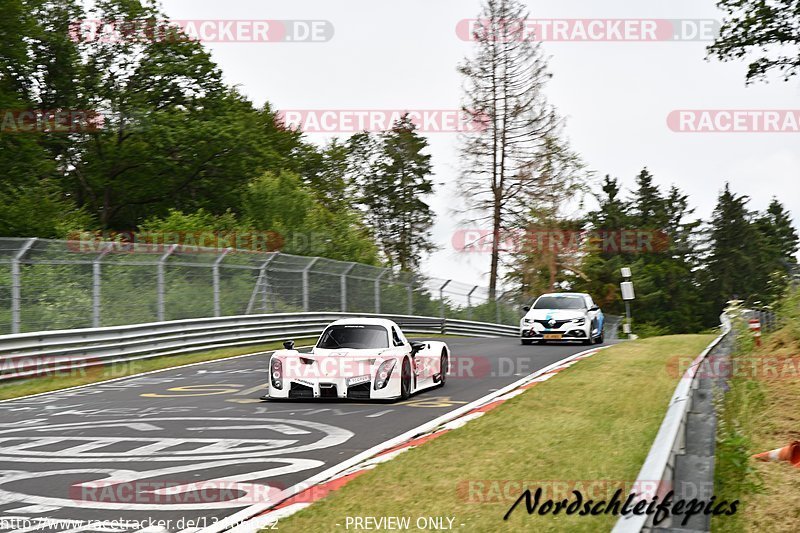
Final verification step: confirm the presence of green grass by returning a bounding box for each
[713,294,800,533]
[273,334,715,533]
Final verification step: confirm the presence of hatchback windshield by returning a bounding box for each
[317,325,389,350]
[533,296,586,310]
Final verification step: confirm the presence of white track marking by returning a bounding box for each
[364,410,393,418]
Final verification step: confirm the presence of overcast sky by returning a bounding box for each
[161,0,800,288]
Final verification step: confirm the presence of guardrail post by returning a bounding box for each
[340,263,356,312]
[157,244,177,322]
[439,279,452,319]
[92,242,114,328]
[11,238,36,334]
[213,248,231,317]
[374,269,388,314]
[302,257,319,312]
[467,285,478,321]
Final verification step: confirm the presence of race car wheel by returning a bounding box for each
[595,332,605,345]
[581,336,593,345]
[400,358,412,400]
[438,352,448,387]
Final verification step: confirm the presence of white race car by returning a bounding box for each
[267,318,450,401]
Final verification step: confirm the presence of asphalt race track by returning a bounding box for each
[0,337,610,532]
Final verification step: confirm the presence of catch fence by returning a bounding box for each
[0,238,521,334]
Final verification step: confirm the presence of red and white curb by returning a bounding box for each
[205,346,609,533]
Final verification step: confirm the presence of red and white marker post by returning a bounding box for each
[748,319,762,347]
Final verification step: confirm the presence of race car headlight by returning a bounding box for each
[270,359,283,390]
[522,318,532,325]
[571,318,586,326]
[374,359,396,390]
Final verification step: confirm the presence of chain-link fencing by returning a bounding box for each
[0,238,523,334]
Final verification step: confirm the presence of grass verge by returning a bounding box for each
[713,293,800,533]
[272,334,714,533]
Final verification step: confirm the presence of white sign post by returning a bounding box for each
[620,268,635,339]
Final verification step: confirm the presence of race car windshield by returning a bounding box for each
[317,325,390,350]
[533,296,586,310]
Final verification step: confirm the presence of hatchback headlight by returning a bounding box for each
[571,317,586,326]
[522,318,532,325]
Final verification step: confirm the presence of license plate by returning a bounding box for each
[347,375,370,386]
[544,333,563,340]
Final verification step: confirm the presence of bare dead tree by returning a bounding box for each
[457,0,563,298]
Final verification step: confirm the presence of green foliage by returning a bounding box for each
[712,303,766,533]
[700,186,798,325]
[355,114,436,272]
[709,0,800,83]
[242,171,380,264]
[574,169,705,333]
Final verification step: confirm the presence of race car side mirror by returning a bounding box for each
[410,341,426,356]
[589,305,600,312]
[523,306,530,312]
[283,340,295,350]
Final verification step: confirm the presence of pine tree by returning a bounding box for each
[755,198,799,301]
[359,114,436,272]
[574,176,631,314]
[702,183,768,316]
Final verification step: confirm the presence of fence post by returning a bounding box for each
[439,279,452,319]
[467,285,478,321]
[340,263,356,312]
[374,269,388,314]
[157,244,177,322]
[11,238,37,334]
[213,248,231,317]
[302,257,319,312]
[92,242,114,328]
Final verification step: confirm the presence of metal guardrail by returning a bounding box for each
[0,312,517,382]
[612,314,732,533]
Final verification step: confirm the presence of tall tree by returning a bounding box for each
[756,198,800,300]
[575,175,633,314]
[702,183,768,316]
[360,114,436,272]
[505,136,590,296]
[458,0,560,298]
[758,198,799,266]
[709,0,800,83]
